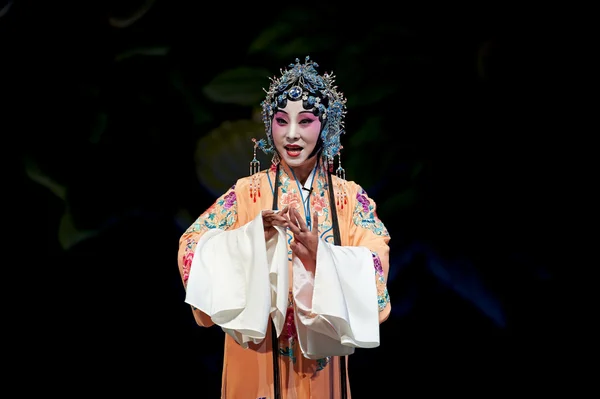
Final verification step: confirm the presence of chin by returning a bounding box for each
[283,156,306,167]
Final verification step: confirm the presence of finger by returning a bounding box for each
[293,208,305,229]
[286,214,300,234]
[276,206,288,219]
[313,211,319,233]
[289,208,300,227]
[268,210,286,222]
[289,224,301,236]
[263,213,274,225]
[272,217,285,226]
[275,218,289,228]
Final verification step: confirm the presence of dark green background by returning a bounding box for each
[4,1,580,396]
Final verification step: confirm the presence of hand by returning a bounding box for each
[286,208,318,273]
[262,205,289,242]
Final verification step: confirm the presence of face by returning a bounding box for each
[272,100,322,169]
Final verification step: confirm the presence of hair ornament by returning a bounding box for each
[257,56,347,161]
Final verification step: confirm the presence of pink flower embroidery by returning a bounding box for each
[281,192,300,209]
[311,194,327,213]
[182,251,194,283]
[280,307,297,340]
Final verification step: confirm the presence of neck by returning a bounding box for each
[287,158,318,185]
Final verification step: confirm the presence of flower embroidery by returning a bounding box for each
[352,187,390,237]
[372,252,384,276]
[223,191,236,209]
[182,250,194,283]
[280,191,301,209]
[316,357,330,371]
[356,192,370,213]
[311,194,327,213]
[372,251,390,311]
[280,306,297,340]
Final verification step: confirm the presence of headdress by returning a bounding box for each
[256,56,347,162]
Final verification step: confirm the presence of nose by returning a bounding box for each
[286,123,299,140]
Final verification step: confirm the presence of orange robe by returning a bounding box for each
[178,160,391,398]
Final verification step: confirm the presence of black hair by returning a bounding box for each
[272,89,329,160]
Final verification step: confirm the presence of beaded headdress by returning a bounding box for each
[256,56,347,162]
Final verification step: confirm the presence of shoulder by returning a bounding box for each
[234,170,271,189]
[232,175,253,191]
[229,170,265,188]
[330,176,370,198]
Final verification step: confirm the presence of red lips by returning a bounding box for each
[285,145,302,157]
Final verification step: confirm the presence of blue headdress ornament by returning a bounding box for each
[256,56,347,162]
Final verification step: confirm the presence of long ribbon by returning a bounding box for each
[327,169,347,399]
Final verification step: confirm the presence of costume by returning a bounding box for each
[177,57,391,398]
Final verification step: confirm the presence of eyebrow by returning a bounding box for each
[275,110,314,115]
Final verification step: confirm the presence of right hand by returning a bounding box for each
[262,205,289,242]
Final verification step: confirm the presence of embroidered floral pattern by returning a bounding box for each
[311,193,327,213]
[184,185,238,235]
[378,285,391,312]
[279,345,296,363]
[222,191,236,209]
[180,185,239,285]
[372,252,384,275]
[316,357,331,371]
[280,191,301,210]
[278,301,299,364]
[181,247,194,284]
[352,187,389,237]
[371,252,390,311]
[280,306,297,340]
[372,253,390,311]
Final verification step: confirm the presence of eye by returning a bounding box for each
[275,117,288,125]
[300,118,314,125]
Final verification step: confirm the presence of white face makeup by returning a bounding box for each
[272,100,321,174]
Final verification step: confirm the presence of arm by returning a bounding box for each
[290,182,392,358]
[177,185,239,327]
[293,182,392,321]
[177,181,291,345]
[347,184,392,323]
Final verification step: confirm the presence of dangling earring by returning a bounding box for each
[250,138,261,202]
[335,147,348,209]
[271,152,280,172]
[336,146,346,179]
[250,138,260,175]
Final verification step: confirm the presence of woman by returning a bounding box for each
[178,56,391,398]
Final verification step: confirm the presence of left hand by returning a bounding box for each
[262,205,289,242]
[286,208,319,273]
